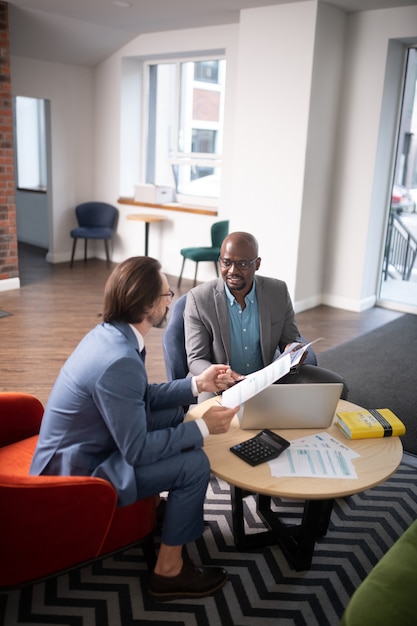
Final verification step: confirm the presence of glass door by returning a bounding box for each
[379,47,417,312]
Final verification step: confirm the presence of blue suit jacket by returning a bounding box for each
[30,322,202,506]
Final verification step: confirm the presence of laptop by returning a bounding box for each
[238,383,343,430]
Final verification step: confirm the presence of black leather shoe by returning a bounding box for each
[148,560,228,602]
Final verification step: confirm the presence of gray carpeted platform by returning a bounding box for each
[319,313,417,455]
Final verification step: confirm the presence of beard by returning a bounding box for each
[225,273,247,292]
[148,307,168,329]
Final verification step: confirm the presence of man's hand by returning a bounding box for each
[195,364,244,394]
[284,342,308,368]
[202,404,239,435]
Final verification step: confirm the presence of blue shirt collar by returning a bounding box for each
[224,280,256,306]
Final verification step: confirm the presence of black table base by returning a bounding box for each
[230,486,334,571]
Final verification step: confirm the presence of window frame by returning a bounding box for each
[141,54,226,206]
[14,96,47,193]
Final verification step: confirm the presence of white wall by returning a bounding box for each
[8,2,417,312]
[227,1,346,307]
[10,56,94,263]
[295,3,346,310]
[227,2,318,296]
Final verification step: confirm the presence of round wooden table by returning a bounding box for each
[126,214,166,256]
[187,397,403,570]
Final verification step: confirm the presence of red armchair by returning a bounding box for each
[0,392,157,588]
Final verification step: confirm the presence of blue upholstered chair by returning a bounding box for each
[163,295,189,381]
[177,220,229,287]
[70,202,118,267]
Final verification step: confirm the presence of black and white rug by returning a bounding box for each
[2,455,417,626]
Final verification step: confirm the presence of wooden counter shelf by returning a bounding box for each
[117,197,218,217]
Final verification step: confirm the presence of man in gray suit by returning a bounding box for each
[184,231,348,402]
[30,256,240,602]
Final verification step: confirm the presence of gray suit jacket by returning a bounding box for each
[184,275,301,376]
[30,322,201,506]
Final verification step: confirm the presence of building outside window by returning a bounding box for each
[143,57,226,205]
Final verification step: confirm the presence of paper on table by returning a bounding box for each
[268,432,359,479]
[221,338,323,409]
[289,431,360,460]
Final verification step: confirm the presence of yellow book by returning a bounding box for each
[335,408,406,440]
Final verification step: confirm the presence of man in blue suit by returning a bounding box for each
[30,256,240,602]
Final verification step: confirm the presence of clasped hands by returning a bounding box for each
[195,363,244,394]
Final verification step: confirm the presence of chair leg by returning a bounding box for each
[193,262,199,287]
[84,239,88,263]
[104,239,110,267]
[70,239,77,268]
[177,257,186,287]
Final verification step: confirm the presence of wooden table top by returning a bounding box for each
[127,213,166,223]
[187,397,403,500]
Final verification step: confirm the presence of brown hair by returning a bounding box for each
[103,256,162,324]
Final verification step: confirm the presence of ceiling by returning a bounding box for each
[7,0,417,67]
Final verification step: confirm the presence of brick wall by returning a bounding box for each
[0,1,18,283]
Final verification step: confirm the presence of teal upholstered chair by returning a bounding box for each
[177,220,229,287]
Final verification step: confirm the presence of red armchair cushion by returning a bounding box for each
[0,392,43,446]
[0,393,156,588]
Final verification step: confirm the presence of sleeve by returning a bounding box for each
[277,282,302,350]
[93,355,202,468]
[184,290,216,376]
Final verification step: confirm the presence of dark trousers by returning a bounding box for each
[134,406,210,546]
[278,363,349,400]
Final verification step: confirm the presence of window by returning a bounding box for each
[194,60,219,83]
[14,96,47,191]
[143,57,226,205]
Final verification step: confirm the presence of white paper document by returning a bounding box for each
[221,338,323,409]
[221,353,291,408]
[280,337,323,368]
[268,432,359,479]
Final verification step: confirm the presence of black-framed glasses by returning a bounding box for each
[160,289,175,302]
[218,257,258,270]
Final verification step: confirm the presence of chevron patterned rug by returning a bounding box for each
[1,454,417,626]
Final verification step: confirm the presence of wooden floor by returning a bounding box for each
[0,243,402,407]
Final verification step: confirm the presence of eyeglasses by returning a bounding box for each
[160,289,175,300]
[159,289,175,302]
[160,289,175,302]
[218,257,258,271]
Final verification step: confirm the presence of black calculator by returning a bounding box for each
[230,429,290,466]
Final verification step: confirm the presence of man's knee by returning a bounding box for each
[184,449,210,480]
[169,449,210,500]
